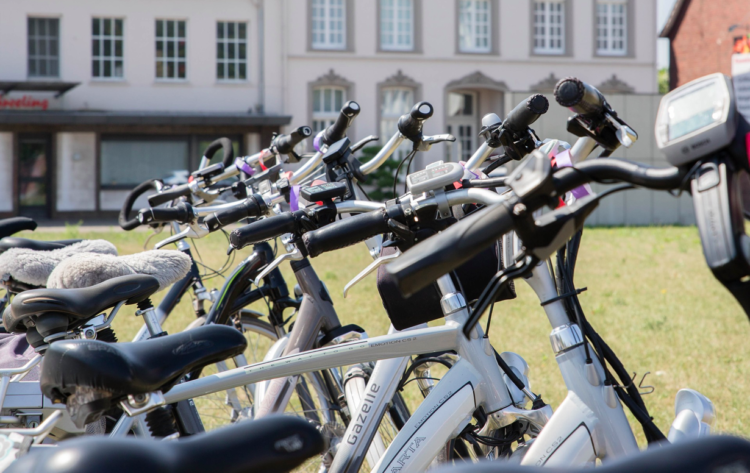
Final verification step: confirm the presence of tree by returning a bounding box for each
[658,68,669,95]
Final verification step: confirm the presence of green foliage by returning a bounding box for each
[658,68,669,95]
[64,220,83,239]
[358,145,401,201]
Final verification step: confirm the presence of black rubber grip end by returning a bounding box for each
[554,77,584,108]
[527,94,549,115]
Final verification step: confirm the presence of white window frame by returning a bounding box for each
[312,86,347,134]
[596,0,627,56]
[381,0,414,51]
[217,21,248,82]
[458,0,491,53]
[155,19,187,81]
[92,17,124,80]
[311,0,347,50]
[533,1,565,55]
[381,87,415,159]
[28,17,60,78]
[446,91,477,162]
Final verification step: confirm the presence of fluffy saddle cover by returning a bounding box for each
[0,240,118,287]
[47,250,191,291]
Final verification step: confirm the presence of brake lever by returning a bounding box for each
[253,246,304,286]
[605,113,637,148]
[343,250,400,298]
[154,222,209,249]
[415,134,456,152]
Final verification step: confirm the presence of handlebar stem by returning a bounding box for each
[465,142,495,171]
[569,137,598,165]
[290,150,324,185]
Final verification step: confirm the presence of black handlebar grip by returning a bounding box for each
[147,183,192,207]
[137,202,194,225]
[397,102,433,141]
[302,209,393,258]
[275,126,313,155]
[503,94,549,132]
[203,137,235,168]
[119,179,161,231]
[554,77,606,116]
[230,212,298,250]
[204,195,268,232]
[321,101,361,146]
[386,203,514,297]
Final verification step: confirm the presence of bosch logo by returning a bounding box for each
[691,138,710,150]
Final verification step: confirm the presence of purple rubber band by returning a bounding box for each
[313,132,324,153]
[290,185,301,211]
[235,157,255,176]
[552,150,592,199]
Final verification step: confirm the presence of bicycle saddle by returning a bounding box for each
[431,435,750,473]
[0,217,36,241]
[41,324,247,427]
[4,274,160,338]
[0,239,117,288]
[7,415,324,473]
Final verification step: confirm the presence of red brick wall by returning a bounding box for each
[669,0,750,89]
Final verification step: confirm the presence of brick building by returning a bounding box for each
[660,0,750,90]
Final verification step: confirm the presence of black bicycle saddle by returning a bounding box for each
[7,415,324,473]
[5,274,160,339]
[41,324,247,426]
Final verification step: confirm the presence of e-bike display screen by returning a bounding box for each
[655,73,736,166]
[668,82,724,140]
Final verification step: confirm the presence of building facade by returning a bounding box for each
[0,0,659,221]
[660,0,749,90]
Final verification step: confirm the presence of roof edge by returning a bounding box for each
[660,0,690,38]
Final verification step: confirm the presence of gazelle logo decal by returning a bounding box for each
[346,383,380,445]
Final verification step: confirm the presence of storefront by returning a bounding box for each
[0,82,290,220]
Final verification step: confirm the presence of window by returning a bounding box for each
[311,0,346,50]
[533,1,564,54]
[596,0,627,56]
[217,21,247,81]
[381,0,413,51]
[312,86,346,134]
[28,18,59,78]
[92,18,124,79]
[156,20,186,80]
[446,92,476,162]
[101,138,188,188]
[381,87,414,159]
[458,0,491,53]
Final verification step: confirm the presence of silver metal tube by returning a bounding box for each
[569,137,598,164]
[335,200,385,214]
[464,142,495,171]
[162,325,458,404]
[290,151,324,185]
[360,132,405,175]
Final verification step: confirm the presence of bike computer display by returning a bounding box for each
[655,73,736,166]
[406,161,464,195]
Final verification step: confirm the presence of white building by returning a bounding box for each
[0,0,661,221]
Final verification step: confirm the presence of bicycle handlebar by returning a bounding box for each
[321,101,360,148]
[203,194,268,232]
[147,183,192,207]
[203,138,235,168]
[504,94,549,132]
[274,126,313,155]
[554,77,607,116]
[229,212,300,250]
[302,208,400,258]
[387,158,687,296]
[138,202,195,225]
[119,179,162,230]
[398,102,433,141]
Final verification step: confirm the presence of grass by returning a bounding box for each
[32,225,750,445]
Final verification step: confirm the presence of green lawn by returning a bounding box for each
[34,225,750,445]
